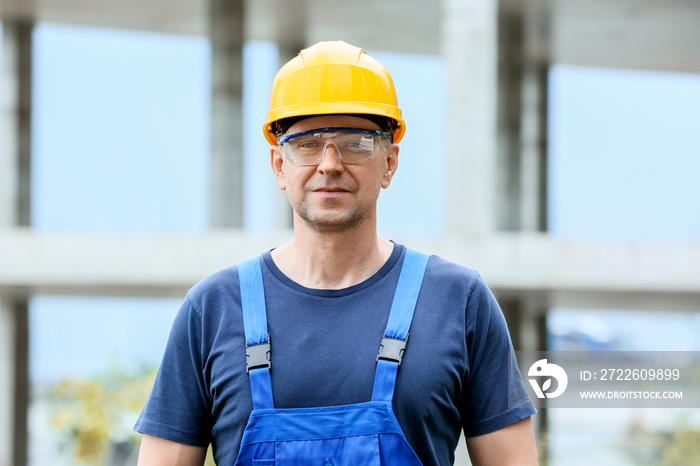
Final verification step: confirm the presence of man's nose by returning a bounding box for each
[317,142,344,172]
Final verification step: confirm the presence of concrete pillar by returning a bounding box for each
[442,0,499,235]
[209,0,244,228]
[0,19,33,466]
[519,0,550,232]
[503,298,551,463]
[533,312,548,465]
[495,1,549,232]
[0,300,29,466]
[500,2,550,460]
[1,21,32,228]
[518,65,548,231]
[496,8,524,231]
[273,1,308,230]
[499,297,523,350]
[274,0,307,70]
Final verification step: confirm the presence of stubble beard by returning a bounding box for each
[295,196,376,234]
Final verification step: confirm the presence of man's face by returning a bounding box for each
[271,115,399,234]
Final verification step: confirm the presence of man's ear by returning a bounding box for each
[270,146,287,191]
[381,144,399,189]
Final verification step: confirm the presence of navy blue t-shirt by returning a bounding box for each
[134,244,535,465]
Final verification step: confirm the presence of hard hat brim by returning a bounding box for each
[264,102,405,145]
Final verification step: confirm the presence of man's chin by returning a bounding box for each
[299,210,368,234]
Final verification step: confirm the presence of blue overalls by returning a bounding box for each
[234,249,429,466]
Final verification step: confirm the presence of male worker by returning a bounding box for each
[135,41,537,465]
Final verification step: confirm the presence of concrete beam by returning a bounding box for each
[0,230,293,297]
[209,0,244,228]
[2,0,700,73]
[0,230,698,311]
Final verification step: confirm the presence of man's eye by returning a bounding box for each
[295,140,322,149]
[341,139,372,150]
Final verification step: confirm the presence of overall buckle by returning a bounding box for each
[376,335,409,366]
[246,337,271,373]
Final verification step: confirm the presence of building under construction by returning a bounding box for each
[1,0,699,465]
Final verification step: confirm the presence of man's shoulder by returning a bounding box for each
[421,251,482,286]
[405,250,490,307]
[186,254,264,306]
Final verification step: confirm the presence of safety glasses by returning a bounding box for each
[277,127,393,166]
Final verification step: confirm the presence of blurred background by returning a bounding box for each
[0,0,699,465]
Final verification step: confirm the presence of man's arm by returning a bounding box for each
[466,417,538,466]
[137,434,208,466]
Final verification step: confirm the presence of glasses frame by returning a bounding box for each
[277,127,393,166]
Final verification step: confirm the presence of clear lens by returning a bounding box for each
[279,128,391,166]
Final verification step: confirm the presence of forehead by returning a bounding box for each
[286,115,381,135]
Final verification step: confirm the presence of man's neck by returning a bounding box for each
[270,213,394,290]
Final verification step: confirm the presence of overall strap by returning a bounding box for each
[237,257,274,409]
[372,249,429,402]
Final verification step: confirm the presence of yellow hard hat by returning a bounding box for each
[263,41,405,145]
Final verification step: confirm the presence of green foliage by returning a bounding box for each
[48,366,157,465]
[46,366,217,465]
[659,428,700,466]
[624,413,700,466]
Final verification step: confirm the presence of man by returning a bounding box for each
[135,41,537,465]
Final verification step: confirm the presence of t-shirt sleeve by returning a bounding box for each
[133,294,213,446]
[461,274,536,437]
